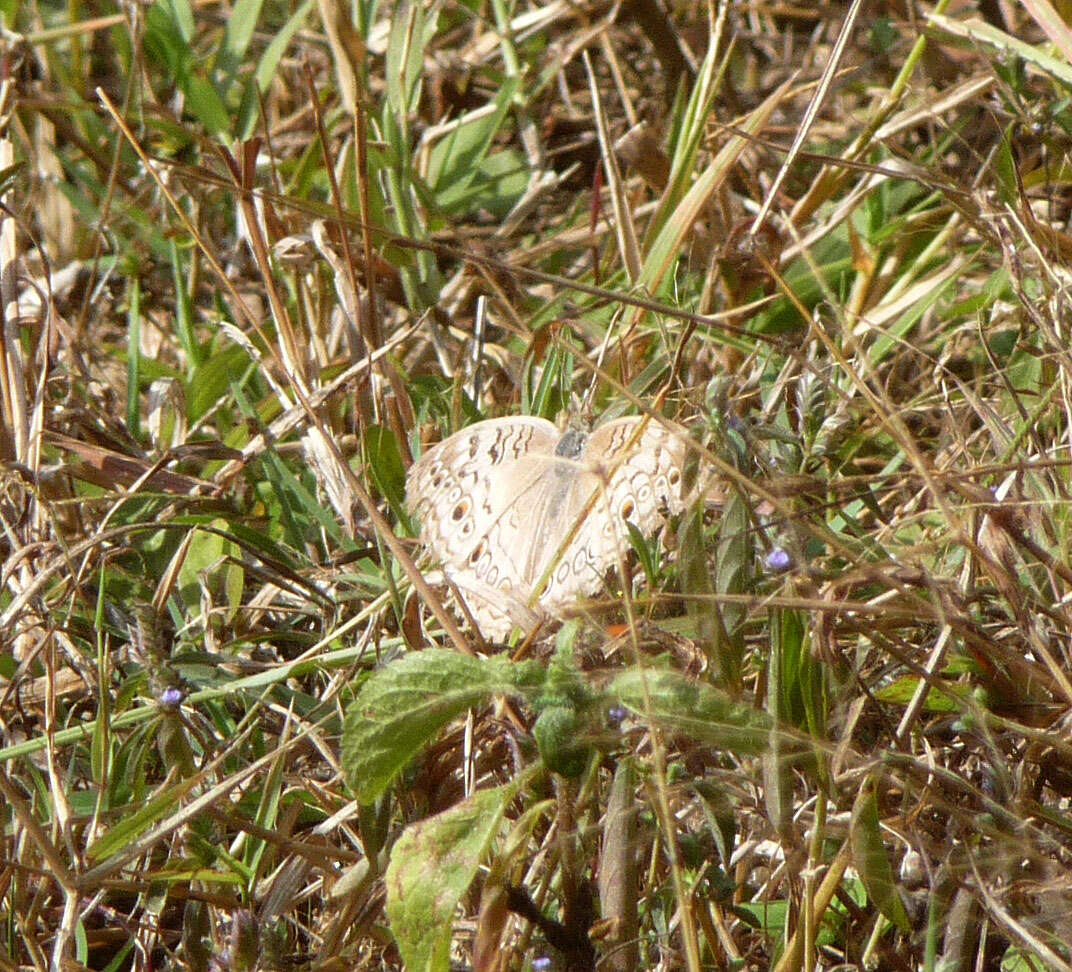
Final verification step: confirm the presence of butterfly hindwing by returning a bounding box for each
[539,418,688,612]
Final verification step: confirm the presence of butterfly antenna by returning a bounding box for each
[468,295,488,406]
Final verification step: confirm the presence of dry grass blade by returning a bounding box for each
[752,0,865,235]
[584,51,642,283]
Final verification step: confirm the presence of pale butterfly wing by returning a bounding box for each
[445,572,543,640]
[406,415,688,638]
[407,418,561,632]
[538,418,688,615]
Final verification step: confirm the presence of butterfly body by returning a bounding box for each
[406,416,687,639]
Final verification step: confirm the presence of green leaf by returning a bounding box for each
[342,650,542,803]
[126,277,142,439]
[386,0,436,119]
[365,424,408,521]
[145,2,193,83]
[691,489,742,688]
[524,341,574,419]
[184,73,230,135]
[926,12,1072,87]
[221,0,265,69]
[169,241,203,369]
[255,0,314,91]
[715,490,750,643]
[732,899,788,938]
[995,124,1018,206]
[155,0,195,41]
[765,608,809,835]
[647,26,723,247]
[186,343,255,422]
[610,668,773,755]
[874,676,962,712]
[176,521,244,620]
[386,781,519,972]
[849,779,911,933]
[145,0,229,133]
[428,77,520,205]
[236,0,314,138]
[625,520,656,587]
[433,149,528,219]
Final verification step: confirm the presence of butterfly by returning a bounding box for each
[406,415,688,639]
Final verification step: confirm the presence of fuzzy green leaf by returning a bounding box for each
[386,781,518,972]
[610,668,773,755]
[342,650,541,803]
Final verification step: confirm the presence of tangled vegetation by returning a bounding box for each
[4,0,1072,969]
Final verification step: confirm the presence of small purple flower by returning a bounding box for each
[765,548,792,573]
[158,687,185,710]
[532,958,552,971]
[608,706,628,726]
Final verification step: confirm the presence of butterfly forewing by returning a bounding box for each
[408,417,558,567]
